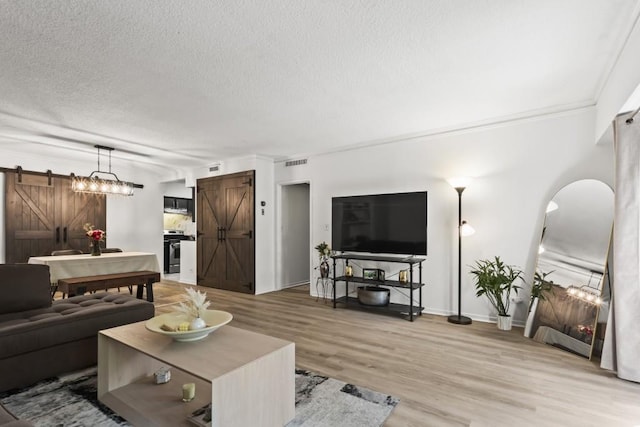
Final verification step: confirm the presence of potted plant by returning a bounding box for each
[469,256,523,330]
[314,241,332,278]
[529,270,553,313]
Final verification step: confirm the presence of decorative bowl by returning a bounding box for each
[357,286,390,306]
[145,310,233,342]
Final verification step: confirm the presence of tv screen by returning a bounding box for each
[332,191,427,256]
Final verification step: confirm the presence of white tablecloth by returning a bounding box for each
[533,326,591,357]
[28,252,160,283]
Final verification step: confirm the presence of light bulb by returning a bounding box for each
[460,221,475,237]
[448,176,472,190]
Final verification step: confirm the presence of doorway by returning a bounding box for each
[279,183,310,288]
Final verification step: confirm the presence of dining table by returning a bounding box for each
[28,252,161,297]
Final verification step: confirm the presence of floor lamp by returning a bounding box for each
[447,177,474,325]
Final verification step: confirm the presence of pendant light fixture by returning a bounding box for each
[71,145,136,196]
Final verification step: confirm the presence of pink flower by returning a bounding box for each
[84,223,106,241]
[577,324,593,336]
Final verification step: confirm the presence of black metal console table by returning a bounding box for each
[331,253,425,321]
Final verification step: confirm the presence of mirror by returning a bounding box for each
[525,179,613,359]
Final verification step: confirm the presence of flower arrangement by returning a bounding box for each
[315,241,331,261]
[176,287,211,320]
[577,324,593,336]
[84,223,105,242]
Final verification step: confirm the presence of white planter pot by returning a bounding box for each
[497,315,512,331]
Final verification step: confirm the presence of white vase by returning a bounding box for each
[190,317,206,330]
[497,315,512,331]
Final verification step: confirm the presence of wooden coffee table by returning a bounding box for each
[97,322,295,427]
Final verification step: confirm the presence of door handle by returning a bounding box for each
[242,230,253,239]
[55,227,60,243]
[63,227,68,243]
[221,227,226,241]
[217,227,221,241]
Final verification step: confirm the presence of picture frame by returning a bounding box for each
[362,268,385,281]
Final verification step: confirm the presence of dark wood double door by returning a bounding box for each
[197,170,255,294]
[4,171,106,263]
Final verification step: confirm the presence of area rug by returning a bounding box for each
[0,368,398,427]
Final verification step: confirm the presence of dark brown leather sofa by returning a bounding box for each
[0,264,155,394]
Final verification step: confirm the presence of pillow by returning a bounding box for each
[0,264,52,314]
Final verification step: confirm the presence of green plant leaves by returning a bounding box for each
[469,256,523,316]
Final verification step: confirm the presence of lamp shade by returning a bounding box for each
[448,176,472,189]
[460,220,475,237]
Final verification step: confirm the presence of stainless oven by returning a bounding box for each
[163,230,187,274]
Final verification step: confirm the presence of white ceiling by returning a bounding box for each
[1,1,639,172]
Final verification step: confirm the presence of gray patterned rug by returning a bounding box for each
[0,368,398,427]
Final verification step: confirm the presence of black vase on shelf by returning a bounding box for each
[319,260,330,278]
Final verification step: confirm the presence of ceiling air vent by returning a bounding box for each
[285,159,307,167]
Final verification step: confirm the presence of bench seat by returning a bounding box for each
[57,270,160,302]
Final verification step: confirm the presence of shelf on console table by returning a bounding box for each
[333,275,424,289]
[335,296,424,318]
[331,253,426,321]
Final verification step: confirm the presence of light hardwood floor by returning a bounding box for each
[146,281,640,427]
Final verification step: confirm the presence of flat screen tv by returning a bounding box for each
[332,191,427,256]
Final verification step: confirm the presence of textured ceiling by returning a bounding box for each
[1,1,639,172]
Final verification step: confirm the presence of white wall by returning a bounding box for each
[596,14,640,141]
[280,183,310,287]
[0,110,617,326]
[275,107,614,326]
[189,155,276,294]
[161,179,192,198]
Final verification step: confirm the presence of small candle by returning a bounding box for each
[182,383,195,402]
[399,270,408,283]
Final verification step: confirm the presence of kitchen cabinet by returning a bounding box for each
[163,196,194,217]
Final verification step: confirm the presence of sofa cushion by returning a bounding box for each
[0,292,154,360]
[0,265,51,315]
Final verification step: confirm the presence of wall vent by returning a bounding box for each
[285,159,308,167]
[209,164,220,172]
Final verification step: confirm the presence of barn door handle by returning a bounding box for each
[221,227,226,241]
[63,227,68,243]
[55,227,60,243]
[197,230,203,237]
[242,230,253,238]
[217,227,222,241]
